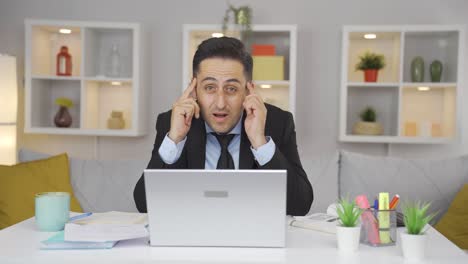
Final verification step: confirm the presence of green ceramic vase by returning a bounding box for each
[411,56,425,82]
[430,60,443,82]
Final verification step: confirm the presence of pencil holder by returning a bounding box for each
[360,209,397,247]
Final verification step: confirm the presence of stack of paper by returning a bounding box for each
[41,211,148,250]
[41,231,117,250]
[64,211,148,242]
[289,213,338,234]
[71,211,147,225]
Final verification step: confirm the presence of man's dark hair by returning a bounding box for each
[192,37,253,81]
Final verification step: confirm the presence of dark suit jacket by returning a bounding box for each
[133,103,313,216]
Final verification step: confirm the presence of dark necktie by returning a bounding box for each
[212,133,235,169]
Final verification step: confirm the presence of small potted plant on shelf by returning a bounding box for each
[353,106,383,135]
[400,201,437,260]
[355,51,386,82]
[336,197,363,252]
[54,97,73,128]
[222,4,252,42]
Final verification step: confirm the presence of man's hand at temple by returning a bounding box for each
[243,82,267,149]
[168,78,200,143]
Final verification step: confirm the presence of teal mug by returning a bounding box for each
[35,192,70,231]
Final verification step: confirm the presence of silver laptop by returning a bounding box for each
[144,169,287,247]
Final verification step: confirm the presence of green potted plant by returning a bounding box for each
[355,51,385,82]
[335,197,363,252]
[352,106,383,135]
[54,97,73,128]
[222,4,252,42]
[400,201,437,260]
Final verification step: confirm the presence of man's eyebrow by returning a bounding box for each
[225,78,241,84]
[201,77,217,82]
[200,77,241,84]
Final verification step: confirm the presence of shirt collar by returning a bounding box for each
[205,112,243,135]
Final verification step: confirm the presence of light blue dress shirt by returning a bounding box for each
[158,116,276,168]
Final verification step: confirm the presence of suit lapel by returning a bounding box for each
[239,112,255,169]
[187,117,206,169]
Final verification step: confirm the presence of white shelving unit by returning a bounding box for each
[25,19,148,136]
[182,24,297,116]
[339,25,465,144]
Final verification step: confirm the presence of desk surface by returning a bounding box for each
[0,216,466,264]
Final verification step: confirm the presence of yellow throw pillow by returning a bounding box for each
[0,153,83,229]
[435,184,468,249]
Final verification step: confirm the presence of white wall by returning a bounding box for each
[1,0,467,212]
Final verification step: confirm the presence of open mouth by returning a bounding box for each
[213,113,228,122]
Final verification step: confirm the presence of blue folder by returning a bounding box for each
[40,231,118,250]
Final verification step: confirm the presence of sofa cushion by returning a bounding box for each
[435,184,468,249]
[19,149,147,213]
[339,151,468,223]
[0,154,83,229]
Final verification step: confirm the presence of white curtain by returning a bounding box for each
[0,55,17,165]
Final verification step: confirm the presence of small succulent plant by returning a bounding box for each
[336,197,363,227]
[402,201,437,235]
[222,4,252,41]
[360,107,377,122]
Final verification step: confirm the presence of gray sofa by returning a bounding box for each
[19,149,468,221]
[19,149,146,213]
[339,151,468,223]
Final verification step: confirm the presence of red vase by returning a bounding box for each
[364,69,378,82]
[54,106,72,128]
[56,46,72,76]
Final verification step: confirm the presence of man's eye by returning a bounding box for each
[205,85,216,92]
[225,86,237,93]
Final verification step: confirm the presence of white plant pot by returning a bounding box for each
[336,225,361,252]
[400,231,427,260]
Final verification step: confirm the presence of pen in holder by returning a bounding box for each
[360,208,397,247]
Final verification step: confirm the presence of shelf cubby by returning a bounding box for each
[30,78,81,128]
[84,27,133,79]
[82,80,133,130]
[346,85,399,136]
[347,32,401,83]
[400,85,456,138]
[30,25,82,77]
[403,31,459,83]
[249,31,291,81]
[255,84,289,111]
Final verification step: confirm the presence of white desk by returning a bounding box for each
[0,217,466,264]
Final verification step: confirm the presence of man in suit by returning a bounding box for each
[133,37,313,216]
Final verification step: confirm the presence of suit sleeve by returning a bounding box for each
[133,112,188,212]
[259,112,313,216]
